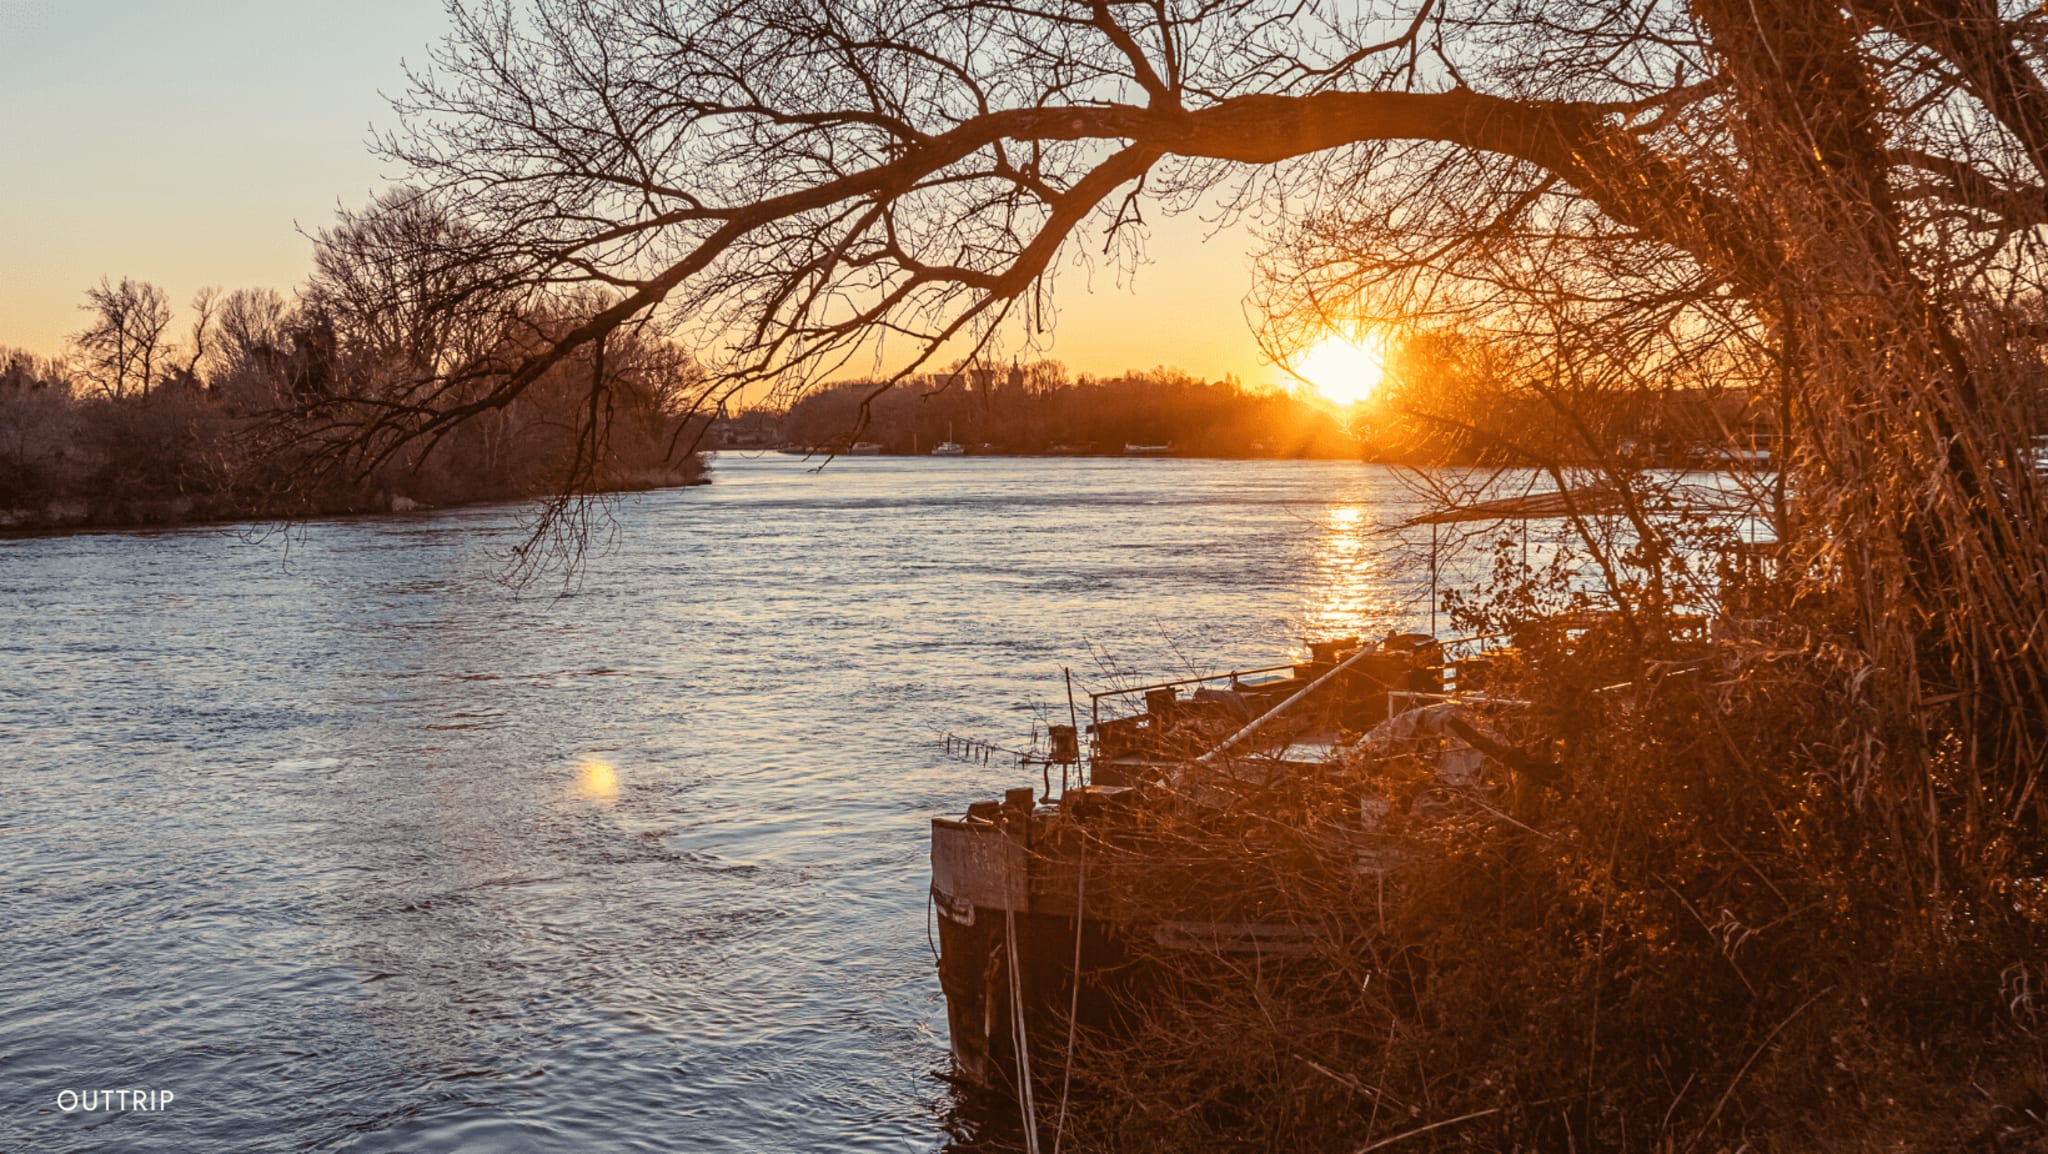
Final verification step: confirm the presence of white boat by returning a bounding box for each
[931,441,966,456]
[850,442,884,455]
[1124,443,1172,456]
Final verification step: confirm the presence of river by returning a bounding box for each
[0,456,1457,1153]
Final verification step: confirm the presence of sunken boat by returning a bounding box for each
[928,632,1499,1097]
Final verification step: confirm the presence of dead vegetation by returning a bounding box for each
[1048,588,2048,1152]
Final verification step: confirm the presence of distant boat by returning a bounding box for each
[930,441,966,457]
[850,442,884,456]
[1124,443,1172,456]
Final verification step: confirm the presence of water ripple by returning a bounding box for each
[0,456,1451,1152]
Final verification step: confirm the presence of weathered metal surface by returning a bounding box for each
[932,886,977,926]
[933,897,1002,1088]
[929,638,1470,1090]
[930,818,1029,911]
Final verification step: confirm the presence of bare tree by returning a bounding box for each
[305,187,514,379]
[70,277,173,400]
[213,288,294,378]
[279,0,2048,857]
[0,347,67,392]
[161,287,221,391]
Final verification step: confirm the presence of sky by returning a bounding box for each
[0,1,1285,387]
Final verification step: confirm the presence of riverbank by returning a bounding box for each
[1,374,709,536]
[772,370,1363,460]
[761,444,1360,460]
[0,465,709,536]
[1038,613,2048,1153]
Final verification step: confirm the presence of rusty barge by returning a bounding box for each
[927,633,1492,1097]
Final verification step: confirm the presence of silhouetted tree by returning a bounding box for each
[70,277,173,399]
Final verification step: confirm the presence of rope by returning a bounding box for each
[1006,906,1042,1154]
[1051,828,1087,1154]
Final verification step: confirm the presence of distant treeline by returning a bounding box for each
[764,352,1779,467]
[1357,329,1799,469]
[775,364,1359,457]
[2,195,706,534]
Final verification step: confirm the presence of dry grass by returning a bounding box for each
[1044,598,2048,1153]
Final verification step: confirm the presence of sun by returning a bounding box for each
[1292,332,1386,406]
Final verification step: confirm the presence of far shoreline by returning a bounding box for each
[0,474,712,542]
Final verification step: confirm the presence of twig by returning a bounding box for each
[1462,792,1554,839]
[1352,1106,1502,1153]
[1684,988,1832,1153]
[1298,1054,1409,1110]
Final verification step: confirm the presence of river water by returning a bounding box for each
[0,456,1454,1153]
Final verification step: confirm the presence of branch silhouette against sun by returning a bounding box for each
[320,0,2047,452]
[288,0,2048,796]
[322,0,1777,468]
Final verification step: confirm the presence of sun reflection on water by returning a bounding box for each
[1301,503,1403,641]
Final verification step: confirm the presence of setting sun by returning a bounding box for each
[1292,333,1386,406]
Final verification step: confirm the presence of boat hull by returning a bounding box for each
[930,815,1127,1092]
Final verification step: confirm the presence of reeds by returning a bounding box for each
[1044,592,2047,1152]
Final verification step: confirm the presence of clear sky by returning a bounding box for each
[0,1,1281,386]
